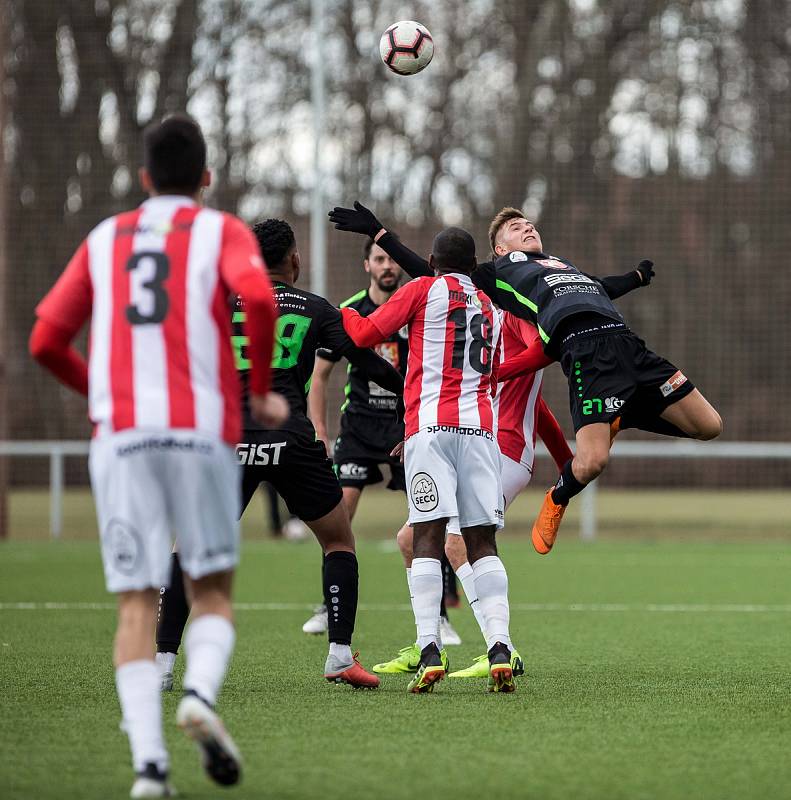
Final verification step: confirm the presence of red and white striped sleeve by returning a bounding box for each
[342,277,432,346]
[35,239,93,335]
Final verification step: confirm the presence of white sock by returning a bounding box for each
[472,556,512,650]
[115,660,168,774]
[410,557,442,650]
[456,561,488,645]
[183,614,235,707]
[329,642,353,663]
[406,567,419,633]
[155,651,176,675]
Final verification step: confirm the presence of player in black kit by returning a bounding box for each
[155,218,404,690]
[306,237,462,650]
[328,202,722,556]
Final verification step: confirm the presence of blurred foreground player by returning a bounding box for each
[30,115,286,797]
[306,237,461,645]
[342,228,517,693]
[156,218,405,690]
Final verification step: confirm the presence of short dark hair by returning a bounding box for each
[363,230,398,260]
[252,218,296,269]
[432,227,476,273]
[143,114,207,194]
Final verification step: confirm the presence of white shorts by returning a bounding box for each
[405,426,503,530]
[447,454,531,535]
[89,429,241,593]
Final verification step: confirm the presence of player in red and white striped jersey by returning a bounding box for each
[30,116,285,797]
[342,227,517,693]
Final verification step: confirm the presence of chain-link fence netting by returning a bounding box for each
[2,0,790,491]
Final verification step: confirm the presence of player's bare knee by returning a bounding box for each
[696,411,723,441]
[574,452,609,483]
[396,524,414,561]
[444,534,468,569]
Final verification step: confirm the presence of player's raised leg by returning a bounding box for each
[534,421,610,554]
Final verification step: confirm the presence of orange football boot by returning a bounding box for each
[531,490,567,554]
[324,652,380,689]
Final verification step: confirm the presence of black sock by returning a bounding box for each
[156,552,190,654]
[323,551,358,646]
[551,459,587,506]
[441,555,458,606]
[620,409,690,438]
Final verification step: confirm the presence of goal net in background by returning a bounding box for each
[1,1,789,537]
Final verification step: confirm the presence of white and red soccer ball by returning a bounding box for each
[379,20,434,76]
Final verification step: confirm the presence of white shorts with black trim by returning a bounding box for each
[405,425,503,531]
[447,454,531,535]
[89,429,241,593]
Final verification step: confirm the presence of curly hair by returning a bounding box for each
[251,218,296,268]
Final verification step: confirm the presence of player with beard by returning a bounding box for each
[305,238,462,651]
[329,202,722,558]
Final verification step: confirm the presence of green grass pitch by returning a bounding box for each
[1,487,790,799]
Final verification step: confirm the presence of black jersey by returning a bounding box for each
[233,281,403,436]
[316,289,409,417]
[375,232,640,352]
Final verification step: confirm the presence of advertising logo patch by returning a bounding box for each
[410,472,439,512]
[660,370,688,397]
[104,518,142,576]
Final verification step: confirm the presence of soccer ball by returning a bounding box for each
[379,21,434,76]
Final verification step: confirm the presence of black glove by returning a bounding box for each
[328,201,383,237]
[636,259,655,285]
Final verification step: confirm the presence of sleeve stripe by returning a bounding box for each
[339,289,367,308]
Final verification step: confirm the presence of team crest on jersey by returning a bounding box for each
[104,518,142,576]
[410,472,439,512]
[375,342,400,369]
[509,251,528,262]
[536,257,569,270]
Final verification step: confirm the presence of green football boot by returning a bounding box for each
[372,644,421,674]
[449,649,523,680]
[407,643,446,694]
[373,643,449,674]
[448,653,488,678]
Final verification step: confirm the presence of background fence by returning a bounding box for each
[1,1,789,519]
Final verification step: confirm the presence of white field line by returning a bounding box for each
[2,601,791,613]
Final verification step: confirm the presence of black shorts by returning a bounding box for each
[333,413,406,491]
[238,430,342,522]
[560,330,695,431]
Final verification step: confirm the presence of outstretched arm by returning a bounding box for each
[319,305,405,398]
[341,278,429,347]
[593,260,655,300]
[328,201,432,279]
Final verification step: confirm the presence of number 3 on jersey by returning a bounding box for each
[233,311,311,370]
